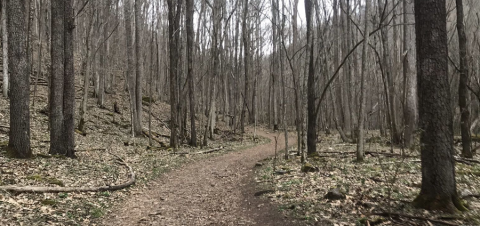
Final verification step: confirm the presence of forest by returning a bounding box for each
[0,0,480,225]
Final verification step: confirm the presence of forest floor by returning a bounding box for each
[255,133,480,226]
[0,83,304,225]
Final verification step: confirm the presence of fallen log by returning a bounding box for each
[0,154,135,193]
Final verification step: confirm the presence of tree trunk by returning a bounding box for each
[62,0,75,157]
[2,0,9,98]
[378,0,400,144]
[124,0,137,137]
[167,0,182,148]
[403,0,417,149]
[49,0,75,157]
[413,0,464,212]
[356,0,370,161]
[134,0,143,135]
[49,0,65,155]
[186,0,197,146]
[305,0,316,157]
[240,0,249,133]
[456,0,472,158]
[7,0,31,158]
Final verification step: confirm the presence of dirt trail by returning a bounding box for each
[101,129,301,226]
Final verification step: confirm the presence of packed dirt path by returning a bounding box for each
[101,129,301,226]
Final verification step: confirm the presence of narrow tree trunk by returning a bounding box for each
[134,0,143,135]
[305,0,316,157]
[2,0,9,98]
[62,0,75,157]
[403,0,417,149]
[49,0,65,155]
[167,0,182,148]
[32,0,43,107]
[456,0,472,158]
[124,0,137,137]
[356,0,370,161]
[240,0,249,133]
[186,0,197,146]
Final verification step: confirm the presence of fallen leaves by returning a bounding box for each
[255,133,480,225]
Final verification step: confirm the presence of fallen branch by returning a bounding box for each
[0,125,9,129]
[173,147,224,155]
[370,212,459,226]
[0,154,135,193]
[75,148,107,152]
[455,157,480,164]
[142,130,168,147]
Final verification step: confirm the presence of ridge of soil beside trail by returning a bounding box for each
[101,129,302,226]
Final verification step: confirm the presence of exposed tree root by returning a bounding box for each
[0,154,135,193]
[370,212,459,226]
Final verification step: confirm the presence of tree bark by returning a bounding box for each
[7,0,31,158]
[413,0,464,212]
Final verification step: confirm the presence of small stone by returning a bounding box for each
[324,188,346,200]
